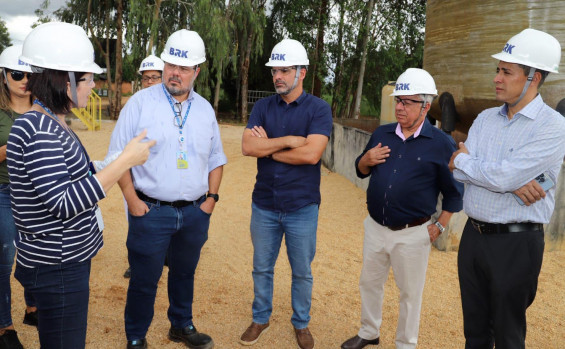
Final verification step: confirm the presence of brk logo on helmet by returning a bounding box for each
[395,83,410,91]
[169,47,189,58]
[503,43,515,54]
[18,59,29,67]
[143,62,155,68]
[271,53,286,61]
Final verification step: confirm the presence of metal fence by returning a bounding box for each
[248,90,276,110]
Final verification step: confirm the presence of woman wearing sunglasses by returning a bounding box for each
[0,44,36,349]
[5,22,155,349]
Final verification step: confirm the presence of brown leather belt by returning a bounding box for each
[469,218,543,235]
[386,216,431,231]
[136,190,204,208]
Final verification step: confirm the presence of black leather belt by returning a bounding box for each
[386,216,431,231]
[470,218,543,235]
[136,190,204,208]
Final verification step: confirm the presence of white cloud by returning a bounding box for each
[0,0,67,45]
[4,15,37,44]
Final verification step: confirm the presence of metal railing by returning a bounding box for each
[248,90,276,108]
[71,90,102,131]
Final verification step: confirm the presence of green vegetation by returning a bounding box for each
[36,0,425,120]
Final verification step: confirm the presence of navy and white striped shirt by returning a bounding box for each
[7,111,106,267]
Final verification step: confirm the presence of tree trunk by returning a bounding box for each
[212,0,231,116]
[87,0,113,117]
[311,0,328,97]
[240,31,254,124]
[111,0,124,119]
[147,0,163,55]
[352,0,375,119]
[331,0,345,117]
[341,69,356,118]
[213,60,222,115]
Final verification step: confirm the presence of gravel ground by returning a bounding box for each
[11,121,565,349]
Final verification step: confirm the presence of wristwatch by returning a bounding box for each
[434,221,445,234]
[207,193,219,202]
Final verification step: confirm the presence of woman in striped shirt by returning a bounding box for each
[6,22,155,349]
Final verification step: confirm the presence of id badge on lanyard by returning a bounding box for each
[163,85,191,169]
[177,135,188,169]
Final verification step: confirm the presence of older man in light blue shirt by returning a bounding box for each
[108,30,226,349]
[449,29,565,349]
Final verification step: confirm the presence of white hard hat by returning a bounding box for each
[265,39,309,67]
[160,30,206,67]
[491,28,561,73]
[19,22,102,74]
[390,68,438,96]
[0,45,32,72]
[138,55,164,74]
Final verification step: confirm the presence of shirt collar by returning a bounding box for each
[499,94,544,120]
[276,91,307,105]
[161,83,195,104]
[391,118,433,140]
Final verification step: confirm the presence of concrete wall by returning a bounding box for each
[547,162,565,251]
[322,122,565,251]
[322,123,371,191]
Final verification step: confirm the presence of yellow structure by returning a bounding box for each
[71,90,102,131]
[379,82,397,125]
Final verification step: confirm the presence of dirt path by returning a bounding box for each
[12,121,565,348]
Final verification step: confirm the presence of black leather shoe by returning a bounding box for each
[341,335,379,349]
[127,338,147,349]
[23,309,39,327]
[169,325,214,349]
[0,330,24,349]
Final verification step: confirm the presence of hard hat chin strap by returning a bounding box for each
[509,67,536,108]
[2,69,9,90]
[68,72,79,108]
[408,104,427,130]
[290,65,301,91]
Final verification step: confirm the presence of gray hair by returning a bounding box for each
[419,94,435,106]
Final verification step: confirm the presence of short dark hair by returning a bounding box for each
[518,64,549,88]
[27,69,86,114]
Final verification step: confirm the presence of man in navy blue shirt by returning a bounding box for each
[240,39,332,349]
[341,68,463,349]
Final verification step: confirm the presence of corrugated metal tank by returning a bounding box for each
[423,0,565,135]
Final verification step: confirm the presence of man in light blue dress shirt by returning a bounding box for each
[108,30,226,349]
[449,29,565,349]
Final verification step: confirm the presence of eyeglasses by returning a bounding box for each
[78,75,94,84]
[165,63,197,74]
[9,70,31,81]
[394,97,425,107]
[270,67,297,76]
[142,75,162,82]
[173,102,183,126]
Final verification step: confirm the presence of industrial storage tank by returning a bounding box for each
[423,0,565,138]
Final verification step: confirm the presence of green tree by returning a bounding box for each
[233,0,267,123]
[0,18,11,52]
[38,0,128,118]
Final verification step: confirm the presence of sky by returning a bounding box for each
[0,0,67,45]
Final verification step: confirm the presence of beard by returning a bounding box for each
[274,80,293,95]
[165,76,192,96]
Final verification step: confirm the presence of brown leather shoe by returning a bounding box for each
[341,335,379,349]
[239,322,269,346]
[294,327,314,349]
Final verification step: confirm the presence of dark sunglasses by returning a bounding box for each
[9,70,31,81]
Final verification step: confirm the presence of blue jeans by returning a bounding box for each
[14,260,91,349]
[0,183,35,328]
[250,203,318,329]
[125,197,210,341]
